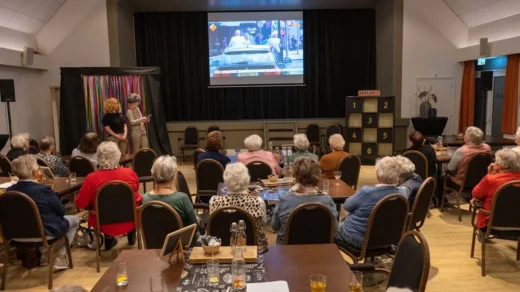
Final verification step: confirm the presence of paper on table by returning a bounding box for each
[247,281,289,292]
[0,182,14,189]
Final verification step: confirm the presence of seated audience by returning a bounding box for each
[396,155,423,205]
[210,162,268,250]
[288,134,319,163]
[6,133,29,161]
[36,136,69,177]
[404,131,436,177]
[471,149,520,230]
[143,155,199,241]
[7,155,79,270]
[197,131,230,168]
[76,142,141,250]
[72,132,100,165]
[320,134,349,179]
[335,157,406,248]
[272,157,338,245]
[513,127,520,155]
[237,134,281,175]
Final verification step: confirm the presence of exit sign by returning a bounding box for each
[478,58,486,65]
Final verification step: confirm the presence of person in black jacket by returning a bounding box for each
[6,133,29,161]
[404,131,436,177]
[6,155,79,270]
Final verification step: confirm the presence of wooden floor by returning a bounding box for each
[3,165,520,291]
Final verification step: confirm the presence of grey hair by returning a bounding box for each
[395,155,415,180]
[223,162,250,193]
[375,156,401,185]
[11,133,28,149]
[465,126,484,145]
[293,134,309,151]
[151,155,178,183]
[50,286,88,292]
[244,134,263,151]
[97,142,121,168]
[293,156,321,186]
[495,148,520,172]
[11,155,38,180]
[329,134,345,151]
[127,93,141,103]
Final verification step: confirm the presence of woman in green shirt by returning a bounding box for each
[288,134,319,163]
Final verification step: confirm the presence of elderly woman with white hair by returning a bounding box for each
[210,162,268,250]
[6,133,29,160]
[76,142,141,250]
[288,134,318,163]
[126,93,150,153]
[472,148,520,230]
[237,134,281,175]
[335,157,407,249]
[396,155,423,205]
[319,134,350,179]
[272,157,338,245]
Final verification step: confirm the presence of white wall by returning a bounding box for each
[0,26,38,52]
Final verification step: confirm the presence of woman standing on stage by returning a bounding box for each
[103,97,127,154]
[126,93,150,153]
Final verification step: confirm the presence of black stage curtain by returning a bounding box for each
[59,67,172,155]
[135,10,376,121]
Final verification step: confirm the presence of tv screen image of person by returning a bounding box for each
[208,11,304,86]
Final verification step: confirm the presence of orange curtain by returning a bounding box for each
[501,54,519,134]
[458,61,476,133]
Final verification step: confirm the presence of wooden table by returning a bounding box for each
[0,177,84,197]
[61,153,133,166]
[441,136,515,147]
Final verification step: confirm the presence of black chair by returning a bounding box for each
[323,124,342,153]
[175,170,210,223]
[306,124,321,149]
[132,148,158,193]
[246,161,272,182]
[470,181,520,276]
[207,206,257,246]
[403,150,429,180]
[29,139,40,152]
[196,159,224,204]
[285,203,335,245]
[69,156,96,177]
[441,152,492,222]
[138,201,183,249]
[408,177,436,231]
[337,155,361,190]
[0,154,12,177]
[177,127,200,164]
[36,157,49,167]
[193,148,205,169]
[93,181,141,272]
[28,146,39,155]
[203,126,226,150]
[337,194,409,263]
[0,191,73,290]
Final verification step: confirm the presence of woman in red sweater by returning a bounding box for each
[76,141,141,250]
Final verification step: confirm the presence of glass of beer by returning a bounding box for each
[115,259,128,287]
[309,274,327,292]
[207,259,219,286]
[150,273,164,292]
[349,271,363,292]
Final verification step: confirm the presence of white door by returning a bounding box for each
[416,77,455,135]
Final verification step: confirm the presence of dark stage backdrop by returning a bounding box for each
[135,10,376,121]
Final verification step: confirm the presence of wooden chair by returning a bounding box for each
[285,203,335,245]
[132,148,158,193]
[402,150,428,180]
[0,155,12,177]
[177,126,200,164]
[0,191,73,290]
[246,161,272,182]
[69,156,96,177]
[195,159,224,204]
[441,153,492,222]
[336,155,361,190]
[408,177,436,231]
[138,201,183,249]
[192,148,205,168]
[470,181,520,276]
[337,194,409,263]
[207,206,257,246]
[92,181,141,272]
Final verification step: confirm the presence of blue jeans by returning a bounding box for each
[334,219,363,249]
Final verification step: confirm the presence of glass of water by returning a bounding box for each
[322,179,329,194]
[207,259,219,286]
[150,273,164,292]
[69,172,77,184]
[115,259,128,287]
[334,171,342,185]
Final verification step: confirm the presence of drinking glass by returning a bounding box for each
[115,259,128,287]
[8,173,18,184]
[333,171,342,185]
[150,273,164,292]
[349,271,363,292]
[322,179,329,194]
[207,259,220,286]
[309,274,327,292]
[69,172,77,184]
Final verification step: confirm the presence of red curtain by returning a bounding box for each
[458,61,476,133]
[501,54,519,135]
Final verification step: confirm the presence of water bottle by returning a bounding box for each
[268,141,273,152]
[231,248,246,291]
[238,220,247,251]
[230,222,238,249]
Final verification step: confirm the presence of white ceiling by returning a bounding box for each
[0,0,66,35]
[444,0,520,28]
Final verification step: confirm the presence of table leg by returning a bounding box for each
[436,162,443,207]
[336,203,341,221]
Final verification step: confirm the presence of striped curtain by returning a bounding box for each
[82,75,147,139]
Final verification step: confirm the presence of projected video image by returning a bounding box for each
[208,20,304,80]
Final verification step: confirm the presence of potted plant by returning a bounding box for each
[414,86,438,118]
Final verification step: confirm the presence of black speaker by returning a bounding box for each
[480,71,493,91]
[0,80,15,102]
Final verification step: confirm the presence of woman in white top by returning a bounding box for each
[71,132,99,165]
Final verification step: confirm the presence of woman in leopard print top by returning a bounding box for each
[210,162,268,250]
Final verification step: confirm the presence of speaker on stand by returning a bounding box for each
[0,79,15,140]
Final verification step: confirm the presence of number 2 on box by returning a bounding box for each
[384,102,388,109]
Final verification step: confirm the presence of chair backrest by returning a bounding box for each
[0,191,49,246]
[28,146,39,155]
[185,126,199,145]
[386,231,430,292]
[196,159,224,195]
[36,157,49,167]
[402,150,428,180]
[208,126,220,133]
[306,124,320,143]
[95,181,138,229]
[486,181,520,235]
[69,156,96,177]
[246,161,273,182]
[132,148,157,177]
[193,148,205,166]
[362,194,409,257]
[409,177,436,231]
[326,125,342,144]
[0,155,12,176]
[285,203,335,245]
[175,170,191,196]
[138,201,183,249]
[337,155,361,189]
[207,206,257,246]
[29,139,40,152]
[462,153,493,188]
